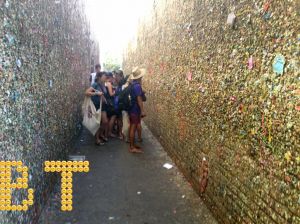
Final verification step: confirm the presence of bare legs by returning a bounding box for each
[117,117,123,139]
[108,115,117,137]
[100,111,109,141]
[129,122,143,153]
[97,110,144,151]
[95,128,104,145]
[137,123,142,142]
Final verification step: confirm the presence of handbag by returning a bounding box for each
[82,96,102,136]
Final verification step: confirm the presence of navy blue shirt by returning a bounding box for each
[91,83,106,109]
[129,81,143,115]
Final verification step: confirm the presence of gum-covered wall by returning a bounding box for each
[0,0,98,222]
[123,0,300,223]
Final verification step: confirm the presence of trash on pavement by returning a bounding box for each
[163,163,173,169]
[68,155,86,161]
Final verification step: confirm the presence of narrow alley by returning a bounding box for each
[1,0,299,223]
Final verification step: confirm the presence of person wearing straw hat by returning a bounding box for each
[128,67,146,153]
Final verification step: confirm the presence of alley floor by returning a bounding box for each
[38,124,217,224]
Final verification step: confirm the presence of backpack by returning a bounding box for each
[117,84,133,111]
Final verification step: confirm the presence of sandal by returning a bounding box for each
[95,139,105,146]
[101,136,108,142]
[110,133,117,138]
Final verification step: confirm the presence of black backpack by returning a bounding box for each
[117,84,133,111]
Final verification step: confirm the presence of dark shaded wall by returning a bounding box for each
[124,0,299,223]
[0,0,97,222]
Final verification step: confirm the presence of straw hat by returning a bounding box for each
[130,67,146,80]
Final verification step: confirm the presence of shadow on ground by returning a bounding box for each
[38,124,217,224]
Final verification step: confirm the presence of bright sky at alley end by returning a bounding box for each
[85,0,153,66]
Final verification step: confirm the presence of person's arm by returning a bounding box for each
[134,84,145,117]
[85,87,95,96]
[141,91,147,102]
[133,84,146,117]
[106,82,115,96]
[137,96,146,117]
[122,83,128,90]
[85,87,103,97]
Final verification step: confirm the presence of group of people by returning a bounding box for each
[85,64,146,153]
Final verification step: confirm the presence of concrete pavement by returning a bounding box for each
[38,124,217,224]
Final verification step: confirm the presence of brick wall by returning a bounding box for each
[0,0,97,222]
[123,0,300,223]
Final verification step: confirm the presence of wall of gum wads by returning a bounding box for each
[0,0,98,222]
[124,0,299,223]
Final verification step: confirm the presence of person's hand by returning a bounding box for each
[93,90,102,96]
[96,91,103,96]
[86,87,96,97]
